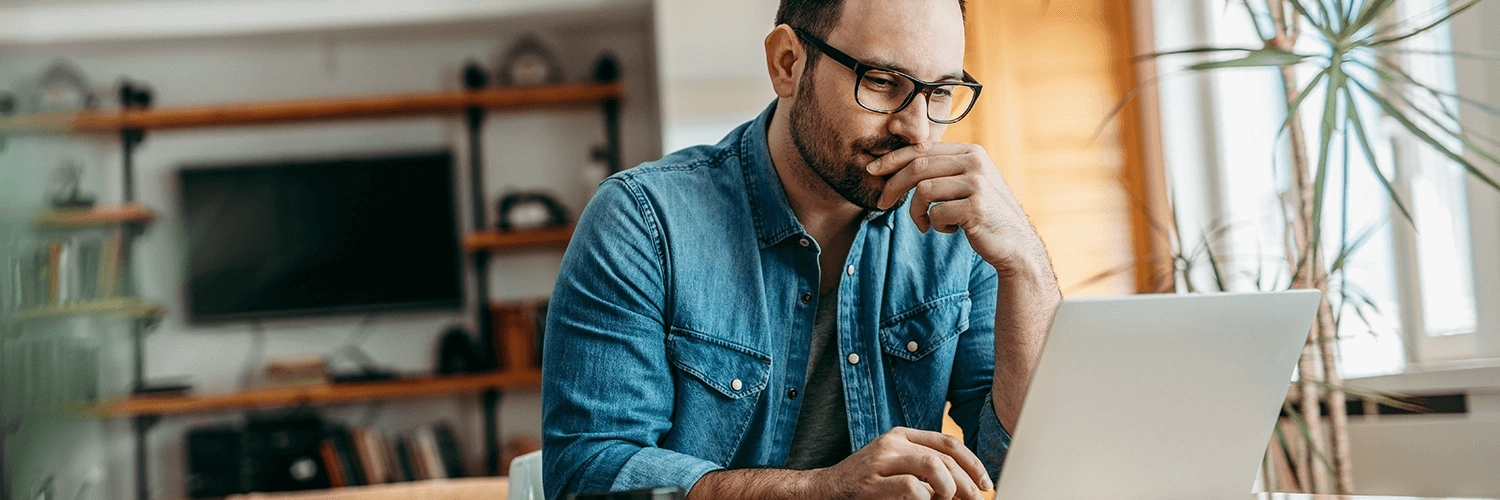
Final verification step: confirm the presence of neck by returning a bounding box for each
[766,99,866,242]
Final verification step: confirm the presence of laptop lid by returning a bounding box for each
[994,290,1321,500]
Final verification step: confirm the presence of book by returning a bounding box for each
[394,435,417,482]
[47,239,63,303]
[412,425,446,480]
[379,432,406,483]
[326,427,365,486]
[403,433,431,480]
[73,236,102,302]
[320,439,346,488]
[351,427,385,485]
[432,422,467,478]
[98,229,124,297]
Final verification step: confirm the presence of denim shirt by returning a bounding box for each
[542,104,1011,500]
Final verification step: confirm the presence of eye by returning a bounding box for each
[930,87,954,101]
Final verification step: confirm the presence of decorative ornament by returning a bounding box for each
[497,191,568,232]
[496,35,564,87]
[49,160,96,209]
[28,59,97,113]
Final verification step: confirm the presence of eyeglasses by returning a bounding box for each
[794,28,982,124]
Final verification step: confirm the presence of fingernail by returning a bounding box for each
[866,163,878,174]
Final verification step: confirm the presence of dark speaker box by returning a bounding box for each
[186,426,245,498]
[241,413,331,493]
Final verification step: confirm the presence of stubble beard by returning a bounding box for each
[788,64,912,212]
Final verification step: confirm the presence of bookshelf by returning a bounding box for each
[6,79,619,500]
[0,84,623,133]
[12,297,165,320]
[33,203,155,228]
[463,226,574,253]
[103,369,542,416]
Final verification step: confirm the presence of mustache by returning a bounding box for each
[852,135,911,158]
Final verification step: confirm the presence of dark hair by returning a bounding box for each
[775,0,967,68]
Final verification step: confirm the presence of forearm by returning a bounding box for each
[989,255,1061,431]
[686,468,821,500]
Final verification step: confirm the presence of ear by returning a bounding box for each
[765,24,805,98]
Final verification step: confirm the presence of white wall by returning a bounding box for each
[0,2,660,499]
[652,0,777,151]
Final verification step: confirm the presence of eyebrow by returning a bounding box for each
[864,56,965,82]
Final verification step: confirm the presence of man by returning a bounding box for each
[542,0,1060,498]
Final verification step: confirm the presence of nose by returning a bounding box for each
[886,93,931,145]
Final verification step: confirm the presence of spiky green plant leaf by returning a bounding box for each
[1188,48,1312,70]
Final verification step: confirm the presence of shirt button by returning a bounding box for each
[731,379,743,391]
[847,353,860,365]
[801,292,812,304]
[787,388,798,399]
[799,238,810,247]
[846,264,855,276]
[906,341,919,353]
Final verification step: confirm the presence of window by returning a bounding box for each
[1147,0,1500,379]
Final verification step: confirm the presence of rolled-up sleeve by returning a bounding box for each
[542,178,721,499]
[946,254,1011,484]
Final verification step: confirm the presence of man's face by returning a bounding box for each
[787,0,967,211]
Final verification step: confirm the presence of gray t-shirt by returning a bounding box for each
[785,289,852,469]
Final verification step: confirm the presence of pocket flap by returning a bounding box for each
[667,328,771,399]
[879,294,971,362]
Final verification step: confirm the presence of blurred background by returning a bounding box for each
[0,0,1496,499]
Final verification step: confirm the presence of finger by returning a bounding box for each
[908,177,974,232]
[937,452,986,500]
[916,453,959,500]
[877,475,934,500]
[896,428,993,492]
[866,142,973,176]
[877,154,968,210]
[868,442,958,499]
[927,198,976,234]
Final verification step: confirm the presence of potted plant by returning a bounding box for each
[1136,0,1500,494]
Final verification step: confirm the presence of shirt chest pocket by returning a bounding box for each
[663,327,771,463]
[879,294,971,429]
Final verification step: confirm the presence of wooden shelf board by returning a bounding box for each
[101,369,543,416]
[34,203,155,228]
[12,297,165,320]
[464,226,574,252]
[66,82,624,132]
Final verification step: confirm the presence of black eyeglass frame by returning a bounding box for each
[793,28,983,124]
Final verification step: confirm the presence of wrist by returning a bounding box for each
[995,255,1056,294]
[795,467,848,500]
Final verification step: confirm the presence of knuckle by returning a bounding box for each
[900,476,926,495]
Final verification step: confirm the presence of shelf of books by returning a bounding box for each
[102,369,543,417]
[7,204,156,318]
[321,420,481,488]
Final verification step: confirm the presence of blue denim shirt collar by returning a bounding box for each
[738,102,891,250]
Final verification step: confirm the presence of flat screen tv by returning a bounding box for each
[179,151,463,323]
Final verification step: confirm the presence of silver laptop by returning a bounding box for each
[994,290,1321,500]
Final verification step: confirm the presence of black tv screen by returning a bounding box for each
[180,151,463,323]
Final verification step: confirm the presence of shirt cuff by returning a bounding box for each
[976,391,1013,484]
[610,447,725,494]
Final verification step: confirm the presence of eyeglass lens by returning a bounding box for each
[856,69,977,122]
